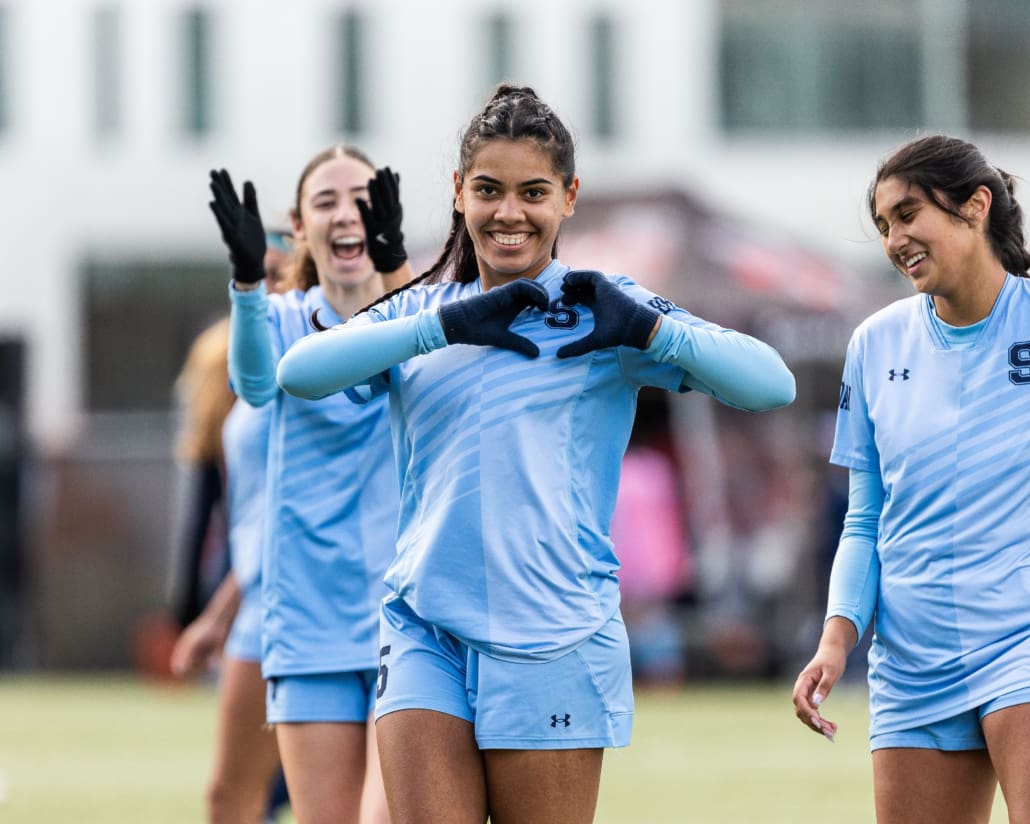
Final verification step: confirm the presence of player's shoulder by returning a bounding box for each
[374,279,464,319]
[852,293,921,341]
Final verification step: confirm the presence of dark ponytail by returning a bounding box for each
[868,135,1030,276]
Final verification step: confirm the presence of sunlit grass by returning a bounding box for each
[0,674,1007,823]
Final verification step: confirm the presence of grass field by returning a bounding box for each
[0,674,1008,823]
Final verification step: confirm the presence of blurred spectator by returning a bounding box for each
[612,389,695,686]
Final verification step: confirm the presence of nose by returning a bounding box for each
[332,199,360,225]
[494,193,525,222]
[884,222,907,256]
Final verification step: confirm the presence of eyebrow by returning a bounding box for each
[469,174,555,187]
[309,184,369,199]
[874,194,921,224]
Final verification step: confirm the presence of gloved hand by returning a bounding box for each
[439,278,550,358]
[208,169,267,284]
[357,167,408,273]
[556,270,660,358]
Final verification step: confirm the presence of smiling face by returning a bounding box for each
[454,137,578,287]
[872,176,990,299]
[291,154,376,290]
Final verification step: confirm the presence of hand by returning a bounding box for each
[357,167,408,274]
[556,270,660,358]
[438,278,550,358]
[791,644,847,743]
[208,168,267,284]
[169,614,226,679]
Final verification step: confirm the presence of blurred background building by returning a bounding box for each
[2,0,1028,675]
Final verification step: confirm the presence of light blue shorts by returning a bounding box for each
[224,586,261,662]
[870,686,1030,751]
[266,670,377,724]
[374,595,634,750]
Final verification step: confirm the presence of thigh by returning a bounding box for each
[982,700,1030,823]
[276,720,368,824]
[210,658,280,811]
[376,708,487,824]
[872,747,996,824]
[484,748,603,824]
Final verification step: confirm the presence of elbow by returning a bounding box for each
[769,372,798,409]
[760,360,797,409]
[740,370,796,412]
[276,358,322,400]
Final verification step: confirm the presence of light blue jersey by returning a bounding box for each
[221,398,270,661]
[831,274,1030,735]
[229,283,399,678]
[323,260,792,663]
[223,399,270,594]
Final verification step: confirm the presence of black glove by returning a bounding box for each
[438,278,550,358]
[208,169,267,284]
[556,270,660,359]
[357,167,408,273]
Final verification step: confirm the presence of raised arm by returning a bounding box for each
[208,169,279,405]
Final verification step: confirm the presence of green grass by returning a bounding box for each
[0,674,1007,823]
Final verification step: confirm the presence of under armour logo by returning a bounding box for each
[888,368,910,381]
[550,714,571,728]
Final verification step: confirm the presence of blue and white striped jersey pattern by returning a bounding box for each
[233,284,399,678]
[222,398,271,594]
[832,274,1030,734]
[348,260,718,662]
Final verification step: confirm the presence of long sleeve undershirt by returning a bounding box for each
[825,467,883,640]
[227,282,278,406]
[277,310,796,411]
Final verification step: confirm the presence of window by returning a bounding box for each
[719,1,923,132]
[92,5,121,138]
[485,13,513,85]
[0,6,8,133]
[180,8,212,137]
[84,260,229,412]
[589,15,616,139]
[334,10,365,134]
[967,0,1030,131]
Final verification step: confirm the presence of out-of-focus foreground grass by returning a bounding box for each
[0,675,1007,823]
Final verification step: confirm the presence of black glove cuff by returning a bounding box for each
[370,243,408,274]
[232,263,266,285]
[438,302,469,344]
[625,302,661,349]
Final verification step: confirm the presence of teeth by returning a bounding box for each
[493,233,528,246]
[904,252,927,268]
[332,235,363,248]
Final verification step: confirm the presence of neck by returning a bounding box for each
[319,274,386,321]
[932,262,1007,326]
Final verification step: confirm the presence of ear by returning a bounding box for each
[961,184,992,226]
[453,170,464,214]
[289,208,305,242]
[563,176,580,217]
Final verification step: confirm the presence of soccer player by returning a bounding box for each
[792,135,1030,824]
[207,147,411,824]
[169,227,293,824]
[276,83,796,824]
